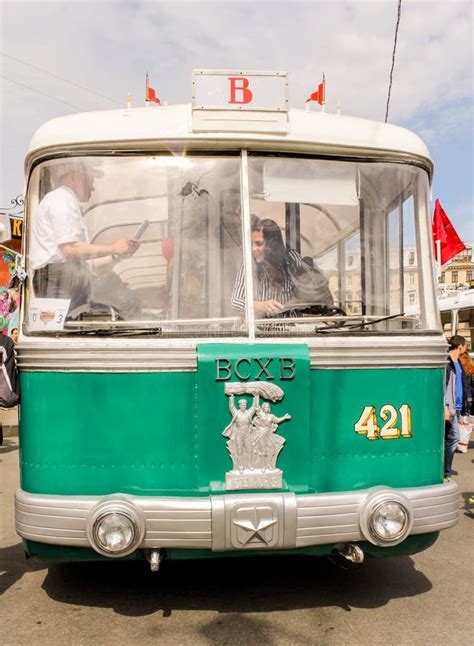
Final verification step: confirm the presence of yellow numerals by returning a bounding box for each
[354,404,412,440]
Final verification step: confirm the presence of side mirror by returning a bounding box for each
[0,214,12,242]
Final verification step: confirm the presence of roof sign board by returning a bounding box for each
[192,69,289,134]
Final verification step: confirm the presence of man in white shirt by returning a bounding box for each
[30,160,141,318]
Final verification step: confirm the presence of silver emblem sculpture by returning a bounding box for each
[222,381,291,490]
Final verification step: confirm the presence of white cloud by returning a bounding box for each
[413,100,473,145]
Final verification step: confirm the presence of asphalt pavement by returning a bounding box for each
[1,437,473,646]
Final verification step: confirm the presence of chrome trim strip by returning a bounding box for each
[307,335,447,369]
[15,481,458,551]
[16,340,198,372]
[17,335,446,372]
[294,483,459,547]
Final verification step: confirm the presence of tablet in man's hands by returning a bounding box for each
[133,219,150,240]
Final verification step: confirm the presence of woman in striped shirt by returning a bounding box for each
[231,217,332,317]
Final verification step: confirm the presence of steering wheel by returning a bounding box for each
[320,306,347,328]
[278,302,347,318]
[323,306,347,317]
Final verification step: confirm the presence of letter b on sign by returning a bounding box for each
[228,77,253,104]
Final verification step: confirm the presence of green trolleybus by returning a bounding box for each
[12,70,458,569]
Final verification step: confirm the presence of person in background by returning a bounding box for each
[458,347,474,415]
[0,290,10,317]
[7,301,18,339]
[0,290,14,336]
[444,335,468,480]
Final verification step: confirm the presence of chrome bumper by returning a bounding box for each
[15,482,459,553]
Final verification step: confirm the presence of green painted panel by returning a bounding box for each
[309,368,445,490]
[196,344,310,492]
[19,371,197,495]
[19,364,445,497]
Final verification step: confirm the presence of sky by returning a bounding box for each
[0,0,473,240]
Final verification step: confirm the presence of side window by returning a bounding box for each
[386,193,420,324]
[403,198,418,313]
[343,234,362,315]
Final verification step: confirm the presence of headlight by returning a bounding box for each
[369,501,409,542]
[86,498,145,557]
[93,512,137,554]
[359,490,413,547]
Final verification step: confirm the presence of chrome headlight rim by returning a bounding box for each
[359,490,413,547]
[86,497,145,558]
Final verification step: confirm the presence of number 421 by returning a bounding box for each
[354,404,412,440]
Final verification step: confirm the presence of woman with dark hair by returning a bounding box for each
[231,217,332,317]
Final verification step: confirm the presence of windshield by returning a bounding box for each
[24,153,437,337]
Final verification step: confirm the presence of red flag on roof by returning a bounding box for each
[306,77,325,105]
[146,85,161,104]
[432,199,465,265]
[145,72,161,104]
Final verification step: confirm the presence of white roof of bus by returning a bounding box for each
[26,104,432,172]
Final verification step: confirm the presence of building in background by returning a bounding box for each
[438,243,474,292]
[319,241,473,314]
[321,246,422,314]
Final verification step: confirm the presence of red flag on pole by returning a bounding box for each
[146,85,161,104]
[145,72,161,104]
[432,199,465,265]
[306,77,325,105]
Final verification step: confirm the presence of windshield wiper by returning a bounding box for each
[314,312,406,334]
[96,327,163,338]
[33,326,163,338]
